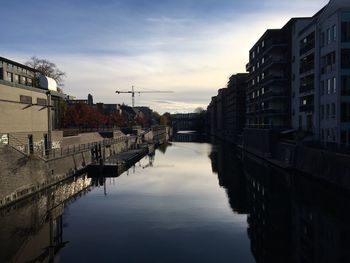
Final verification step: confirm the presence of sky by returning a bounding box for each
[2,0,328,114]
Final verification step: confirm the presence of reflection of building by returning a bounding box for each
[243,153,350,263]
[0,175,92,263]
[209,142,248,214]
[244,155,292,263]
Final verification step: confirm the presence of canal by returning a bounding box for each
[1,138,350,262]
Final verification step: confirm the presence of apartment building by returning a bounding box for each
[246,19,313,130]
[291,0,350,145]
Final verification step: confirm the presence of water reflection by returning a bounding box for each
[210,140,350,263]
[172,131,207,143]
[0,175,92,263]
[242,152,350,263]
[209,143,248,214]
[2,139,350,263]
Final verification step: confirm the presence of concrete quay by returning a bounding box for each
[0,126,170,208]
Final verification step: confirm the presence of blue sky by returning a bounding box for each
[2,0,328,113]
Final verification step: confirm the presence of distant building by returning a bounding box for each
[223,73,248,142]
[206,73,248,142]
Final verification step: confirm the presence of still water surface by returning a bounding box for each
[60,142,253,262]
[1,140,350,263]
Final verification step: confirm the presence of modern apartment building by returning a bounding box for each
[291,0,350,145]
[246,19,312,130]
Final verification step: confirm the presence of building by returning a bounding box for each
[0,56,64,153]
[245,19,307,130]
[223,73,248,142]
[206,73,248,142]
[291,0,350,146]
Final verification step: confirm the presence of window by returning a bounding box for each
[6,72,12,82]
[341,22,350,42]
[262,40,265,48]
[342,76,350,96]
[262,72,265,80]
[257,62,260,68]
[321,51,336,74]
[333,77,337,93]
[252,92,255,98]
[252,51,255,58]
[20,95,32,104]
[20,76,26,85]
[257,76,260,83]
[252,79,255,85]
[327,28,331,44]
[252,66,255,72]
[257,46,260,54]
[13,74,19,83]
[300,53,315,73]
[26,78,33,86]
[332,25,337,41]
[341,103,350,122]
[321,80,325,95]
[321,32,325,47]
[37,98,47,106]
[262,87,265,94]
[341,49,350,69]
[326,104,330,118]
[331,103,336,118]
[327,79,331,94]
[262,57,265,64]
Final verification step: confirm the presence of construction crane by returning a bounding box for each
[115,86,173,107]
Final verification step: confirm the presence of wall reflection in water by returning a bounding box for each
[0,175,92,263]
[211,140,350,263]
[172,131,207,143]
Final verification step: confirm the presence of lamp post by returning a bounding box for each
[47,90,52,154]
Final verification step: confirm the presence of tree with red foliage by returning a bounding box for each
[107,111,126,127]
[135,115,149,128]
[64,103,108,128]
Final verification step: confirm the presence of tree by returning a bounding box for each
[194,107,205,114]
[25,56,66,92]
[160,112,171,126]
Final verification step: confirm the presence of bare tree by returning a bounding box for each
[25,56,66,92]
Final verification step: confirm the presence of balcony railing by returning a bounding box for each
[299,104,314,112]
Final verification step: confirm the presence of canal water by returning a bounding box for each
[1,137,350,262]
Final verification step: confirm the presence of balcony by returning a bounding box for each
[299,84,314,94]
[299,104,314,112]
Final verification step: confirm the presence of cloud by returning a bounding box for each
[2,0,329,113]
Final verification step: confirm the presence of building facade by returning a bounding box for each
[206,74,248,142]
[0,56,62,153]
[291,0,350,146]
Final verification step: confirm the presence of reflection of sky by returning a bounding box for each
[3,0,327,113]
[60,143,254,263]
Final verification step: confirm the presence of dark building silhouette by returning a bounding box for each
[207,74,248,143]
